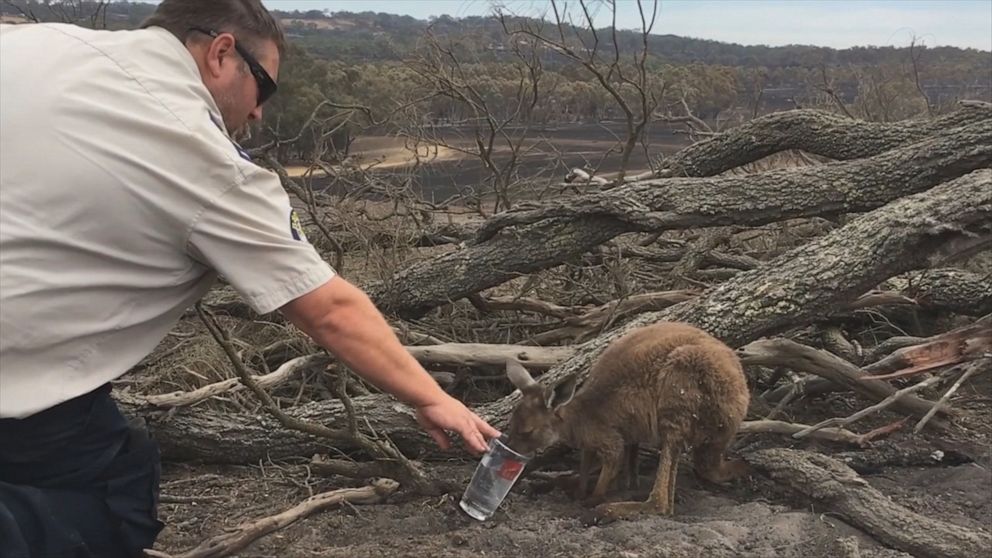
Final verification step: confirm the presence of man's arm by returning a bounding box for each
[279,275,499,454]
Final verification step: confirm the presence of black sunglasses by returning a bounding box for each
[189,27,277,106]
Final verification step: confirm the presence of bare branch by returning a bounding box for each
[739,420,870,447]
[148,479,399,558]
[792,373,944,439]
[816,65,856,119]
[909,36,934,117]
[914,359,989,432]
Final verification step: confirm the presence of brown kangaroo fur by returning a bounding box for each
[505,322,750,521]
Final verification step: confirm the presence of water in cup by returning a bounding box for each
[459,436,530,521]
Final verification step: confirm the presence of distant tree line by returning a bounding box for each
[4,0,989,160]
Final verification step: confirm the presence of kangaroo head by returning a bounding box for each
[504,359,578,455]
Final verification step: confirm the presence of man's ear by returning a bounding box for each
[203,32,238,78]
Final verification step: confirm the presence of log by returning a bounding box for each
[590,241,762,271]
[845,290,917,311]
[832,442,974,475]
[747,448,991,558]
[654,101,990,177]
[527,290,699,344]
[469,295,579,318]
[142,354,331,408]
[768,320,991,405]
[406,342,576,371]
[896,268,992,316]
[735,338,947,422]
[862,320,991,380]
[476,120,990,243]
[119,392,427,464]
[370,121,991,318]
[131,170,991,464]
[762,374,844,404]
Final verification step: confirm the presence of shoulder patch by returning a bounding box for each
[290,209,307,242]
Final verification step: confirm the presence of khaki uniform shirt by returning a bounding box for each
[0,23,335,418]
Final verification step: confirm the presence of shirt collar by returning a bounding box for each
[145,25,229,136]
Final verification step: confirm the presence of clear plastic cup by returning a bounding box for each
[459,436,531,521]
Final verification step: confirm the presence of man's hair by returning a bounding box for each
[141,0,286,56]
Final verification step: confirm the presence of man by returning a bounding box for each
[0,1,499,556]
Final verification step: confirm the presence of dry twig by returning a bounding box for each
[145,479,399,558]
[739,420,870,447]
[792,374,945,439]
[913,359,990,432]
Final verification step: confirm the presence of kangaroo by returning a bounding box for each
[504,321,749,522]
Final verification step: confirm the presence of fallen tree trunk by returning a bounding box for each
[370,121,991,318]
[654,101,990,178]
[526,290,699,344]
[862,320,991,380]
[126,391,875,464]
[130,170,991,463]
[118,391,427,463]
[896,268,992,316]
[747,448,991,558]
[405,342,576,371]
[476,121,990,243]
[586,241,762,271]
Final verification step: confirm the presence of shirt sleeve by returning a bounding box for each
[187,168,336,314]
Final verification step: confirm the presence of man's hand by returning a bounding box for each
[281,277,501,455]
[415,395,501,455]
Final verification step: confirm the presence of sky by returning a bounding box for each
[259,0,992,51]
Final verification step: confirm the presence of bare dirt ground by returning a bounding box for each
[285,125,690,179]
[151,381,992,558]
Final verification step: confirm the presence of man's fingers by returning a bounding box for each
[475,416,501,439]
[454,418,487,454]
[465,429,488,455]
[417,401,500,455]
[427,427,451,450]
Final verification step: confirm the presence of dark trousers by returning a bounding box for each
[0,384,163,557]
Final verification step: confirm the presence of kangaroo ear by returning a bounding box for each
[547,375,578,409]
[506,359,539,392]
